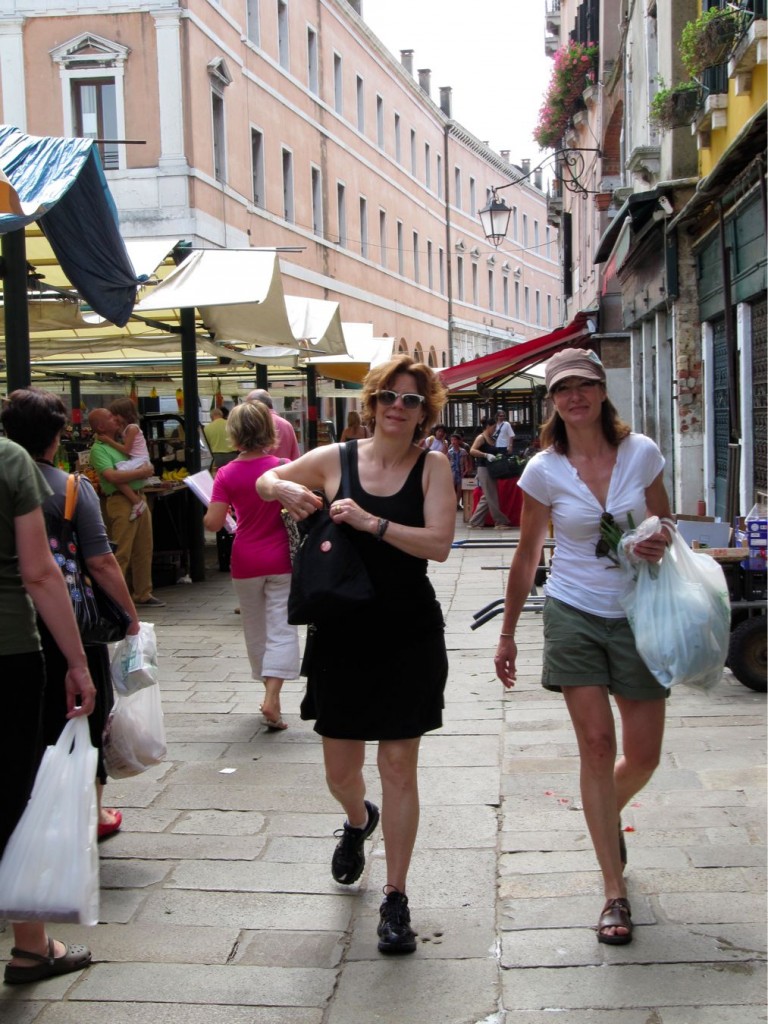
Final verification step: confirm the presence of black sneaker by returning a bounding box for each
[331,800,380,885]
[377,889,417,954]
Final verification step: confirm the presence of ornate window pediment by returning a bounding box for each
[50,33,130,69]
[208,58,233,89]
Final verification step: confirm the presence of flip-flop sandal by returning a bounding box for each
[259,708,287,731]
[4,939,91,985]
[596,897,633,945]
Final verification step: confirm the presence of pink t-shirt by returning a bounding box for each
[210,455,291,579]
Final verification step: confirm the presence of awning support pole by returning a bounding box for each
[181,306,205,582]
[1,228,31,391]
[306,364,318,450]
[69,377,82,433]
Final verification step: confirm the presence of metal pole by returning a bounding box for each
[306,364,318,450]
[180,307,205,581]
[256,364,268,389]
[2,229,31,391]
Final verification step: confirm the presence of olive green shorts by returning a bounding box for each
[542,597,668,701]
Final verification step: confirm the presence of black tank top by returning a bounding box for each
[332,441,439,623]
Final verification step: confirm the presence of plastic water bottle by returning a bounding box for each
[744,502,767,571]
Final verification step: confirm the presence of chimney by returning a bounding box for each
[439,86,452,117]
[521,158,531,177]
[418,68,431,97]
[500,150,510,163]
[400,49,414,75]
[534,168,543,190]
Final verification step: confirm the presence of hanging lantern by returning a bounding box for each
[175,387,184,412]
[150,386,158,399]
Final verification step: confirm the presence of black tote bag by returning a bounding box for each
[287,443,375,625]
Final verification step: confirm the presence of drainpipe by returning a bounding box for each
[718,202,740,523]
[181,305,205,581]
[441,89,454,368]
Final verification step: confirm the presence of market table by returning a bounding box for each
[146,483,190,586]
[470,476,524,527]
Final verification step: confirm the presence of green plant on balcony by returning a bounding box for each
[533,40,599,149]
[680,6,741,78]
[649,80,702,130]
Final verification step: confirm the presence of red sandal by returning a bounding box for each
[97,808,122,841]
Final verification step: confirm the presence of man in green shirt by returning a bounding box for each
[204,408,236,471]
[88,408,164,607]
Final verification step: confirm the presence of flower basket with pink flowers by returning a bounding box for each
[534,40,599,150]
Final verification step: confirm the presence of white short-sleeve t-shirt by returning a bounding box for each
[518,433,665,618]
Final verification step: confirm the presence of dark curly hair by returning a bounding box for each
[1,388,68,458]
[360,355,447,443]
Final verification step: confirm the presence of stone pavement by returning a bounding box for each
[2,517,766,1024]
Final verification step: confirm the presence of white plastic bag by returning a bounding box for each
[103,681,166,779]
[0,717,99,924]
[110,621,158,696]
[620,530,731,690]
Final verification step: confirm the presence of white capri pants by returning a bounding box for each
[232,574,300,681]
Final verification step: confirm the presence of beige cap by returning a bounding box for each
[545,348,606,392]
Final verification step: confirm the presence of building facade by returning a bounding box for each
[543,0,765,517]
[0,0,561,382]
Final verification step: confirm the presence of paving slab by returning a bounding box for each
[327,958,499,1024]
[34,1005,322,1024]
[499,962,767,1012]
[3,540,763,1024]
[69,962,334,1007]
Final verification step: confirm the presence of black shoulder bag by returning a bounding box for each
[48,474,132,645]
[287,443,375,625]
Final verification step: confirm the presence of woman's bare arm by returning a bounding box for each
[16,507,95,717]
[494,494,552,689]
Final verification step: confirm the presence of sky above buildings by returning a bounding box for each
[362,0,552,170]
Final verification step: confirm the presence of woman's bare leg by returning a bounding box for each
[323,737,368,826]
[377,738,421,892]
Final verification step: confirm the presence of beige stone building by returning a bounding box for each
[1,0,561,377]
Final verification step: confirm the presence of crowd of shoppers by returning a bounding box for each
[1,346,681,977]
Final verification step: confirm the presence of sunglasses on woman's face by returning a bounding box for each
[595,511,614,558]
[376,390,425,409]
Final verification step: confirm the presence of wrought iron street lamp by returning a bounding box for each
[479,147,602,247]
[478,188,512,248]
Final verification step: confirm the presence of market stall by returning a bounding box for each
[469,477,524,527]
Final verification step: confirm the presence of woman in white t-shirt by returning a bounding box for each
[494,348,672,948]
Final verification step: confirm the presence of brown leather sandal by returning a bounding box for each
[596,897,633,945]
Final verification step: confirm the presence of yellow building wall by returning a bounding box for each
[700,62,766,177]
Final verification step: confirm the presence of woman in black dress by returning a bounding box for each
[257,356,455,955]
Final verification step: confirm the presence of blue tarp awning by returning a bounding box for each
[0,125,138,326]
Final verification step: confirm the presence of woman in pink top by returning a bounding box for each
[204,402,299,730]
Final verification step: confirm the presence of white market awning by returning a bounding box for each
[134,249,348,355]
